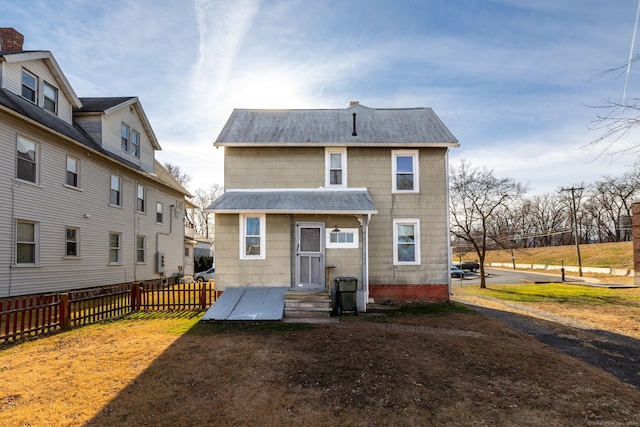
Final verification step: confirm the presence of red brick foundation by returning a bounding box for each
[368,284,449,303]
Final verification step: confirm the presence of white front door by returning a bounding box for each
[295,223,325,288]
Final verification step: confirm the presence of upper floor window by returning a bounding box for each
[66,156,79,187]
[21,69,37,103]
[131,130,140,158]
[66,227,79,257]
[16,136,38,184]
[136,184,146,213]
[43,81,58,114]
[110,175,121,206]
[393,218,420,265]
[240,214,265,259]
[325,147,347,187]
[16,220,38,265]
[121,123,141,158]
[156,202,163,224]
[392,150,419,193]
[121,123,130,152]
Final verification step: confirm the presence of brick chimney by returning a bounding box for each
[349,101,360,107]
[0,28,24,51]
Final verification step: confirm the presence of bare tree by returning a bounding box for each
[587,54,640,154]
[164,162,192,188]
[450,160,529,288]
[191,184,223,239]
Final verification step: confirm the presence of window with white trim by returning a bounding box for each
[43,81,58,114]
[110,175,121,206]
[136,184,146,213]
[66,156,79,187]
[16,136,38,184]
[131,129,140,158]
[326,227,358,249]
[66,227,79,257]
[109,232,121,264]
[156,202,163,223]
[136,235,146,263]
[240,214,265,259]
[392,150,419,193]
[393,218,420,265]
[325,147,347,187]
[121,123,130,152]
[16,220,38,265]
[21,69,37,103]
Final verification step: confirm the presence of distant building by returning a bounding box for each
[0,28,192,296]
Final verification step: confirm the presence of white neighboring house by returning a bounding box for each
[0,28,192,297]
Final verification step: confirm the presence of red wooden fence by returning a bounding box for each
[0,281,215,344]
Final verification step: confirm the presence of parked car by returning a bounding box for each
[455,260,480,272]
[194,267,215,282]
[451,266,465,278]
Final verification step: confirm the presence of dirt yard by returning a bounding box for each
[1,304,639,427]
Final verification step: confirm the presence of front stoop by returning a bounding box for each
[284,289,334,321]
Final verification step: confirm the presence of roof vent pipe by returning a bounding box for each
[352,113,357,136]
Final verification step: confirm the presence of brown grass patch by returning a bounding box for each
[1,308,639,426]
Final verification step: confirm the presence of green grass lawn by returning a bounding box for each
[462,283,640,306]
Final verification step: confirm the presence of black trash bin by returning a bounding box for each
[334,277,358,315]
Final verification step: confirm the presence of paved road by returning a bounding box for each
[451,267,584,286]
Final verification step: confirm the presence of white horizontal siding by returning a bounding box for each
[1,59,74,124]
[101,105,156,173]
[0,112,186,297]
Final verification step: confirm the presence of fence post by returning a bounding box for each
[130,283,140,312]
[199,282,206,309]
[59,293,70,329]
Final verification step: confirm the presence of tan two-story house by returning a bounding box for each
[208,102,459,312]
[0,28,192,297]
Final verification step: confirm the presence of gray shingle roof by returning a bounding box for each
[75,97,136,112]
[207,189,378,214]
[215,104,459,147]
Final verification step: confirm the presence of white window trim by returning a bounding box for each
[16,136,39,185]
[136,184,146,213]
[43,81,58,114]
[240,214,266,260]
[109,232,122,265]
[392,150,419,193]
[110,174,121,207]
[15,220,39,266]
[65,226,80,258]
[66,155,79,188]
[21,68,37,103]
[393,218,421,266]
[326,227,359,249]
[325,147,347,188]
[136,235,146,264]
[156,202,164,224]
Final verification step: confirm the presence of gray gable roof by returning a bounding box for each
[215,104,459,147]
[0,88,189,197]
[207,189,378,214]
[75,97,136,112]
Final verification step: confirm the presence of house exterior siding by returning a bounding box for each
[0,41,190,297]
[210,105,458,309]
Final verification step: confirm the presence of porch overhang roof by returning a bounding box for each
[207,188,378,215]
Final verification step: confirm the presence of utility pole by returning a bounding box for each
[561,187,583,277]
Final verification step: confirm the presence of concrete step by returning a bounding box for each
[284,306,333,318]
[285,299,331,309]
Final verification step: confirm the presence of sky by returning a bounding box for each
[3,0,640,195]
